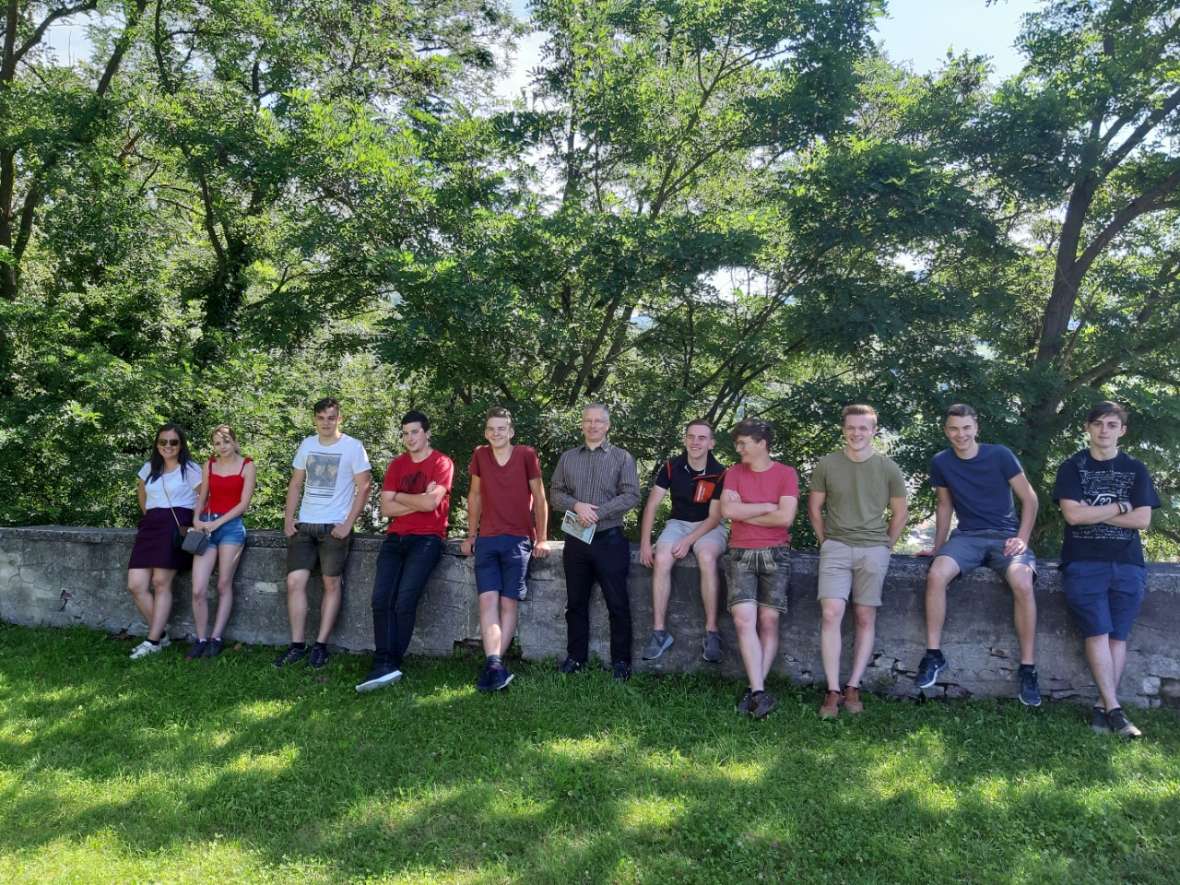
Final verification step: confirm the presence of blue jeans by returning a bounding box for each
[371,533,444,667]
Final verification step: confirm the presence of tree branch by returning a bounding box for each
[1076,165,1180,278]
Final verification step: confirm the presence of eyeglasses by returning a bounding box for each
[157,438,181,447]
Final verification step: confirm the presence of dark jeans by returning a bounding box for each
[371,533,443,667]
[563,527,632,664]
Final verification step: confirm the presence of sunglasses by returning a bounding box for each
[157,438,181,447]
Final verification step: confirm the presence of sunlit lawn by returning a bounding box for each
[1,623,1178,884]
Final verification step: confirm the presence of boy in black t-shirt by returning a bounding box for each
[1053,401,1160,738]
[638,420,728,663]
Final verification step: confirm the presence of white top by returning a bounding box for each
[292,433,371,523]
[138,461,203,510]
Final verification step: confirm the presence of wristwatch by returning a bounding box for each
[1118,501,1131,515]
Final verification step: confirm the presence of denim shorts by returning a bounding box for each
[204,514,247,547]
[1061,561,1147,640]
[474,534,532,600]
[725,546,790,612]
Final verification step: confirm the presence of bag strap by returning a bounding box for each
[161,472,182,530]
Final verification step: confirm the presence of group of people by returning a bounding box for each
[126,397,1159,737]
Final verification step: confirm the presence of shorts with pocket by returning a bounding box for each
[725,546,790,612]
[286,522,352,577]
[817,539,890,607]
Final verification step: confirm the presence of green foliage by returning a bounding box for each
[0,0,1175,557]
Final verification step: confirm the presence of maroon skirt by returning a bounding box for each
[128,507,194,570]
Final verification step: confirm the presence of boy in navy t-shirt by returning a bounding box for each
[1053,401,1160,739]
[915,404,1041,706]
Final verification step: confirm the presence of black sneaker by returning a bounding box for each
[203,638,224,658]
[185,640,208,661]
[736,688,754,715]
[558,657,585,674]
[1105,707,1143,739]
[308,643,330,669]
[1090,705,1111,734]
[356,665,403,693]
[273,644,308,668]
[915,652,946,689]
[1017,664,1041,707]
[612,660,632,681]
[750,690,778,720]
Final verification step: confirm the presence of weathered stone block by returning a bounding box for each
[1,526,1178,707]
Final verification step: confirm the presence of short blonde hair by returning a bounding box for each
[841,404,878,425]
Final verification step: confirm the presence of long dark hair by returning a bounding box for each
[147,423,196,483]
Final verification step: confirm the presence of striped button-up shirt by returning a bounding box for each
[549,441,641,531]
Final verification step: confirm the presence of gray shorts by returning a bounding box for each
[656,518,728,554]
[938,530,1036,578]
[725,546,789,612]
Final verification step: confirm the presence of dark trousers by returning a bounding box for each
[371,533,443,667]
[563,527,632,664]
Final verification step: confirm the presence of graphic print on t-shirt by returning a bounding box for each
[306,452,342,497]
[1074,465,1137,542]
[396,468,430,495]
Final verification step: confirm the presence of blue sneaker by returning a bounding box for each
[641,630,674,660]
[488,665,514,691]
[1018,664,1041,707]
[915,652,946,689]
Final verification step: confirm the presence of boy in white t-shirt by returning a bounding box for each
[274,397,372,669]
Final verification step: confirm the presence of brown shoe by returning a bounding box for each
[842,685,864,714]
[819,689,842,719]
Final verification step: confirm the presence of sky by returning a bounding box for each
[494,0,1044,100]
[44,0,1042,88]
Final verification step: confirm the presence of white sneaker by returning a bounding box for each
[355,667,404,693]
[129,638,167,660]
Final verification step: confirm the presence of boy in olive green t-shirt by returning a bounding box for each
[807,405,907,718]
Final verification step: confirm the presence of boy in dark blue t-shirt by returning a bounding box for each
[915,404,1041,706]
[1053,401,1160,739]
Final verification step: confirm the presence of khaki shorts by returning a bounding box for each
[656,518,728,555]
[725,546,790,612]
[817,539,890,607]
[286,522,353,577]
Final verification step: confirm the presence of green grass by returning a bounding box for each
[1,624,1178,884]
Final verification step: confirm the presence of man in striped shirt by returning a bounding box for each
[549,404,642,680]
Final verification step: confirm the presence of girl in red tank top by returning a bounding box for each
[188,425,257,658]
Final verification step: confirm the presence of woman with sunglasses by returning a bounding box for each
[127,423,203,659]
[186,425,256,659]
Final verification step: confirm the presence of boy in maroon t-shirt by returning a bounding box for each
[461,407,551,691]
[356,410,454,693]
[720,419,799,719]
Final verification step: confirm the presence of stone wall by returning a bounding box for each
[2,526,1178,708]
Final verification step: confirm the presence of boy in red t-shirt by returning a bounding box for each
[461,407,551,691]
[720,419,799,719]
[356,410,453,693]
